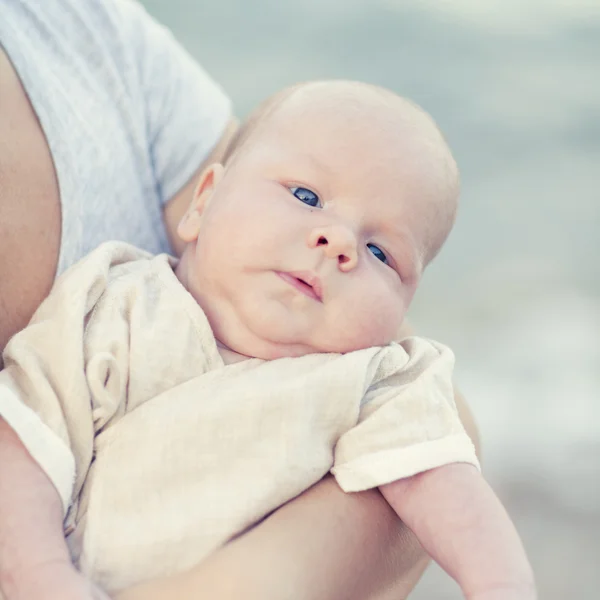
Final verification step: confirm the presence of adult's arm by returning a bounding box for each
[0,46,61,361]
[0,420,109,600]
[116,475,428,600]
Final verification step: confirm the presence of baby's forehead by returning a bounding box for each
[280,83,434,131]
[231,81,446,172]
[258,86,446,170]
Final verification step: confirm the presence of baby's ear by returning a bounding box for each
[177,164,224,242]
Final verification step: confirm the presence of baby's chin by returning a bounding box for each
[225,338,321,361]
[215,310,399,360]
[223,332,394,361]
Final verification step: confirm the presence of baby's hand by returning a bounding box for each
[1,560,111,600]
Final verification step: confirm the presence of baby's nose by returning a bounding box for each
[308,225,358,271]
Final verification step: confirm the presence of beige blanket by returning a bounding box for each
[0,242,478,592]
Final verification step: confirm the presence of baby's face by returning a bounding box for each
[178,87,454,359]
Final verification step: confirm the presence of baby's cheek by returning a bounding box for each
[336,299,402,351]
[361,305,401,346]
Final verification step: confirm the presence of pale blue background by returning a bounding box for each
[142,1,600,597]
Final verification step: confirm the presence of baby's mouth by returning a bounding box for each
[276,271,323,302]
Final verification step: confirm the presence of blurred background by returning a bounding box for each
[142,1,599,597]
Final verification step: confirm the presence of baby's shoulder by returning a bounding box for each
[56,241,155,287]
[54,242,179,324]
[365,336,455,388]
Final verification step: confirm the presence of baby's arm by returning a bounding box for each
[0,419,107,600]
[380,463,535,600]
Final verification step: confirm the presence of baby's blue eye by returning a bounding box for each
[367,243,388,264]
[290,187,320,207]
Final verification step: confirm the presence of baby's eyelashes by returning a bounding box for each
[288,186,321,208]
[366,243,403,279]
[367,243,388,265]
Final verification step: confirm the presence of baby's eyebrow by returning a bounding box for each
[298,151,332,179]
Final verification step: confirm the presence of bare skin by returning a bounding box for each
[0,46,480,599]
[0,47,61,361]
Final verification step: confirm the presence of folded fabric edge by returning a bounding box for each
[332,433,480,493]
[0,386,75,517]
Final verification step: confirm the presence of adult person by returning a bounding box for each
[0,1,480,598]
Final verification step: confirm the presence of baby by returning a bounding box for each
[0,81,535,600]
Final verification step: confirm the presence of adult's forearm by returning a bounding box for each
[116,475,429,600]
[0,419,70,597]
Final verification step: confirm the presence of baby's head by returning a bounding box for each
[176,80,459,359]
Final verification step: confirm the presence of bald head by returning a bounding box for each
[223,80,459,266]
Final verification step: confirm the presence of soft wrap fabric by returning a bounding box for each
[0,242,478,592]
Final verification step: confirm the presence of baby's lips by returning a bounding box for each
[288,269,323,301]
[276,270,324,302]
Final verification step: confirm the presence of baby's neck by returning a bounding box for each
[174,254,249,365]
[216,340,251,365]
